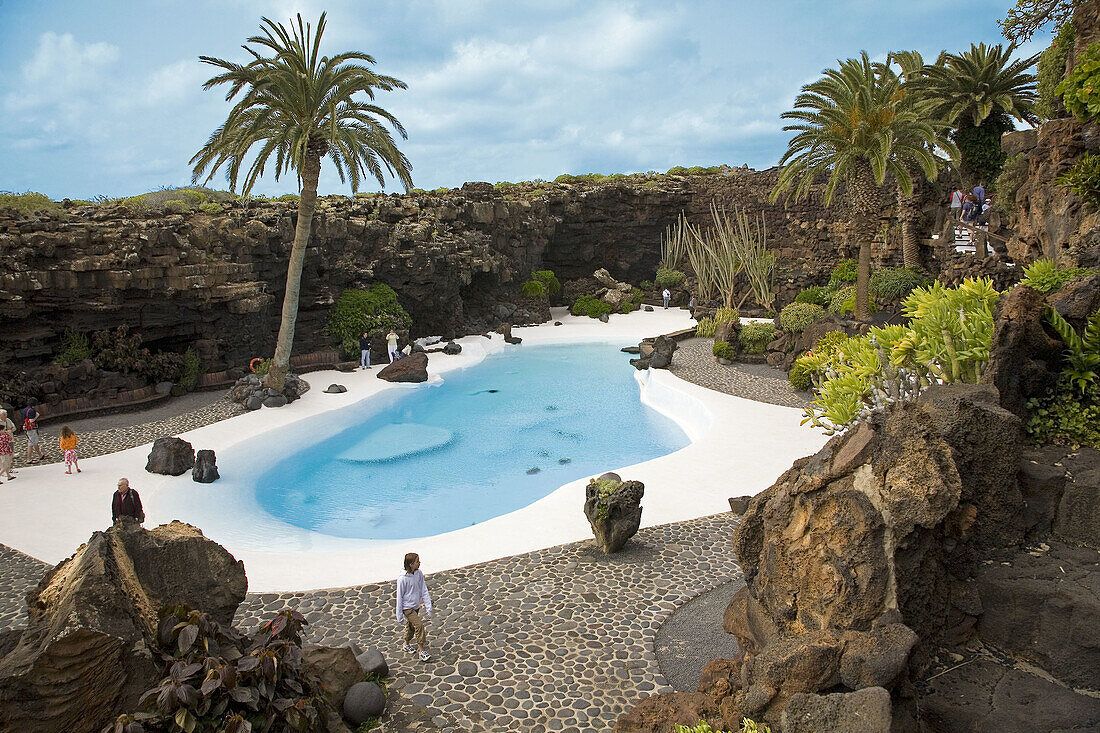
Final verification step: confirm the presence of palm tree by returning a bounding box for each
[887,51,958,268]
[922,42,1039,184]
[771,52,940,319]
[191,13,413,391]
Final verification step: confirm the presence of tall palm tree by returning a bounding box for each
[192,13,413,391]
[771,52,940,319]
[922,42,1039,184]
[887,51,958,268]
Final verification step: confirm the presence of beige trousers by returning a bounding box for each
[403,608,427,648]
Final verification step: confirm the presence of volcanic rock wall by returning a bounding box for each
[1,170,902,384]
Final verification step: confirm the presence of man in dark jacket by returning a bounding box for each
[359,332,372,369]
[112,478,145,523]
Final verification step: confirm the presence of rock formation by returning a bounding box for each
[376,352,429,383]
[584,473,644,553]
[145,436,195,476]
[191,449,219,483]
[229,372,311,410]
[630,335,677,370]
[0,521,246,733]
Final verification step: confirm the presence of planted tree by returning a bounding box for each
[772,52,940,319]
[191,13,413,392]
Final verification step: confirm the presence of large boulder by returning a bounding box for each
[343,681,386,725]
[191,449,219,483]
[145,436,195,476]
[228,372,311,409]
[980,285,1062,418]
[583,476,644,553]
[303,645,362,711]
[630,335,677,370]
[377,352,429,383]
[0,521,246,733]
[781,686,892,733]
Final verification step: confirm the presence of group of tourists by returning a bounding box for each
[948,183,993,225]
[0,405,85,482]
[359,329,406,370]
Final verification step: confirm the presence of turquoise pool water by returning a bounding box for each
[254,343,689,539]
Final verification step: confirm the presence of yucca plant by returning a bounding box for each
[191,13,413,392]
[1045,306,1100,392]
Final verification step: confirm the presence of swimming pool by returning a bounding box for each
[251,342,690,539]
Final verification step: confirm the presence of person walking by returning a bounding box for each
[59,425,81,474]
[962,194,980,224]
[0,422,15,483]
[661,288,671,309]
[359,332,372,370]
[0,409,14,435]
[22,406,42,463]
[112,478,145,523]
[973,182,985,207]
[386,329,400,363]
[396,552,433,662]
[949,187,965,221]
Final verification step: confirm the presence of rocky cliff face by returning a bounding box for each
[1,170,908,392]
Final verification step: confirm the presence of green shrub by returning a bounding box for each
[163,199,189,214]
[571,295,613,318]
[620,301,635,314]
[630,286,645,307]
[1037,20,1075,120]
[713,340,736,360]
[56,330,92,366]
[1056,152,1100,208]
[1045,305,1100,392]
[1020,258,1092,293]
[178,189,207,206]
[829,258,858,285]
[714,307,739,326]
[532,269,561,294]
[179,347,202,392]
[674,719,770,733]
[1058,40,1100,121]
[696,316,716,338]
[327,284,412,356]
[779,302,826,333]
[0,191,66,218]
[278,193,301,203]
[788,359,814,390]
[521,280,546,297]
[198,201,224,214]
[739,321,776,354]
[639,280,655,290]
[90,325,183,382]
[828,285,877,315]
[794,285,836,306]
[252,357,273,376]
[1026,378,1100,448]
[870,267,931,301]
[655,268,687,288]
[994,153,1029,215]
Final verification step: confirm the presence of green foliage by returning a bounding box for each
[0,191,66,218]
[830,259,858,285]
[252,358,273,376]
[630,287,645,306]
[198,202,224,214]
[655,268,687,288]
[589,476,625,522]
[106,605,332,733]
[665,165,727,176]
[278,193,301,203]
[780,302,826,333]
[673,719,770,733]
[696,316,716,338]
[1036,20,1075,119]
[1001,0,1075,43]
[620,301,636,314]
[532,269,561,295]
[91,325,183,382]
[163,199,190,214]
[794,285,836,306]
[521,280,546,298]
[571,295,613,318]
[1056,153,1100,207]
[802,278,1000,433]
[952,113,1015,183]
[1045,305,1100,392]
[639,280,655,290]
[1020,258,1091,292]
[714,307,740,325]
[739,321,776,354]
[1026,378,1100,448]
[121,187,235,215]
[994,153,1029,215]
[870,267,931,301]
[713,340,737,360]
[1058,40,1100,121]
[56,330,92,366]
[788,359,814,390]
[828,285,877,316]
[179,348,202,392]
[327,285,412,357]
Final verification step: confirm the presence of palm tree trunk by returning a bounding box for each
[898,167,922,268]
[265,148,322,392]
[849,162,877,321]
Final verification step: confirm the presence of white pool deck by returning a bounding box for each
[0,308,828,592]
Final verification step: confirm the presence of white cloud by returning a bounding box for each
[21,32,119,89]
[140,59,209,106]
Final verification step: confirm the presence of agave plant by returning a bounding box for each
[1045,306,1100,392]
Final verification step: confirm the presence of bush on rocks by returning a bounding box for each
[713,341,736,361]
[827,285,876,316]
[794,286,835,307]
[571,295,613,318]
[779,303,826,334]
[655,268,686,288]
[583,473,644,553]
[739,322,776,355]
[327,284,411,358]
[870,267,931,302]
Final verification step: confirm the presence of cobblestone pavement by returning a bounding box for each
[0,544,50,631]
[235,513,743,733]
[670,337,810,409]
[6,396,246,470]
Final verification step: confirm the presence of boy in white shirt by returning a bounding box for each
[396,552,433,661]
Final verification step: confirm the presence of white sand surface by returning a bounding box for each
[0,307,828,591]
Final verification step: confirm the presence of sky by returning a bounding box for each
[0,0,1053,200]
